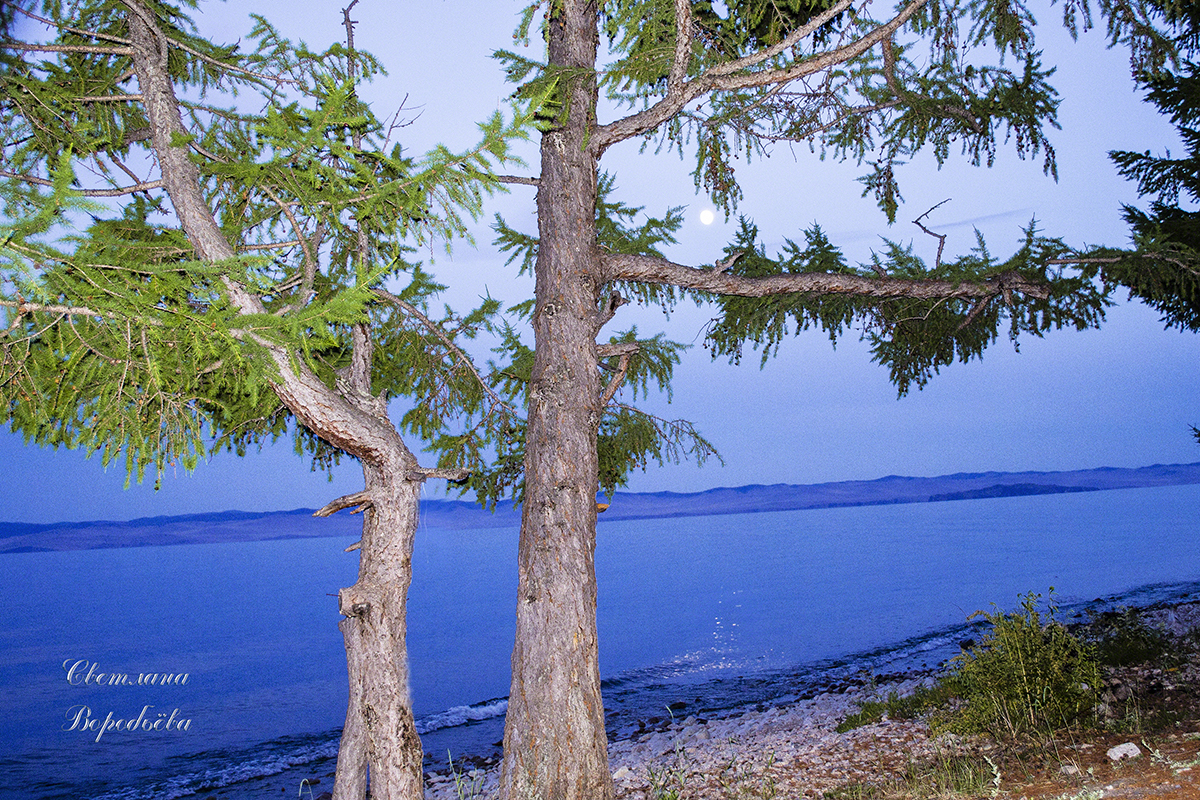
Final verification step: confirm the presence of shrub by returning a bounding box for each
[940,592,1100,741]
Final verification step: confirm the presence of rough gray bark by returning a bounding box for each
[124,4,426,798]
[330,461,425,800]
[499,2,615,799]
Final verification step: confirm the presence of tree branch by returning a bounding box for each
[598,346,637,408]
[596,341,640,359]
[603,252,1051,301]
[0,42,133,55]
[0,298,114,320]
[0,168,164,197]
[314,490,374,517]
[76,93,144,103]
[913,199,950,269]
[496,174,540,186]
[10,3,133,46]
[594,291,627,333]
[405,466,470,482]
[372,288,515,416]
[596,0,916,149]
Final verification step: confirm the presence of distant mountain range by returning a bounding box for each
[4,461,1200,553]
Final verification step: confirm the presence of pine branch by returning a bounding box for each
[603,252,1052,301]
[0,299,117,320]
[76,94,144,103]
[10,3,134,46]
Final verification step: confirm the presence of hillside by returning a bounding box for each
[3,461,1199,553]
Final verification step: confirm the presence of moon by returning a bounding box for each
[699,209,715,225]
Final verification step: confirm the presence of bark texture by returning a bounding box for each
[332,461,425,800]
[499,2,615,799]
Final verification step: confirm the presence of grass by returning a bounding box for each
[824,750,1000,800]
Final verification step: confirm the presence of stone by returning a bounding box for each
[1107,742,1142,761]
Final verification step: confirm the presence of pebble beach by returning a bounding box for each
[421,601,1200,800]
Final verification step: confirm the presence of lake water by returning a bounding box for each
[1,483,1198,800]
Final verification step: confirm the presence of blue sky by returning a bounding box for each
[3,1,1199,524]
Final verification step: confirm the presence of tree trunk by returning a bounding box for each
[500,3,614,799]
[333,459,425,800]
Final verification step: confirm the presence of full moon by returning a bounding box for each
[699,209,715,225]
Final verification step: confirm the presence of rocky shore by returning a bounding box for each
[423,674,961,800]
[421,602,1200,800]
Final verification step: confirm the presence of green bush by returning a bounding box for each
[940,592,1100,741]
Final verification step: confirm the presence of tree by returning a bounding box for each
[1107,0,1200,332]
[0,3,531,799]
[489,1,1172,798]
[0,4,708,799]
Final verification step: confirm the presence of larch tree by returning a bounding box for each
[0,2,532,799]
[485,1,1175,799]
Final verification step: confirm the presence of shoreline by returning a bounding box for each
[418,600,1200,800]
[89,595,1200,800]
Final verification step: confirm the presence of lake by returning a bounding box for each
[1,483,1198,800]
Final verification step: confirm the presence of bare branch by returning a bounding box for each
[314,490,374,517]
[1045,257,1123,265]
[604,252,1052,301]
[76,93,144,103]
[956,296,993,330]
[0,167,164,197]
[594,291,627,332]
[406,467,470,482]
[0,42,133,55]
[257,183,320,310]
[598,347,637,408]
[596,341,640,359]
[712,250,745,274]
[913,199,950,269]
[496,174,540,186]
[239,240,302,252]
